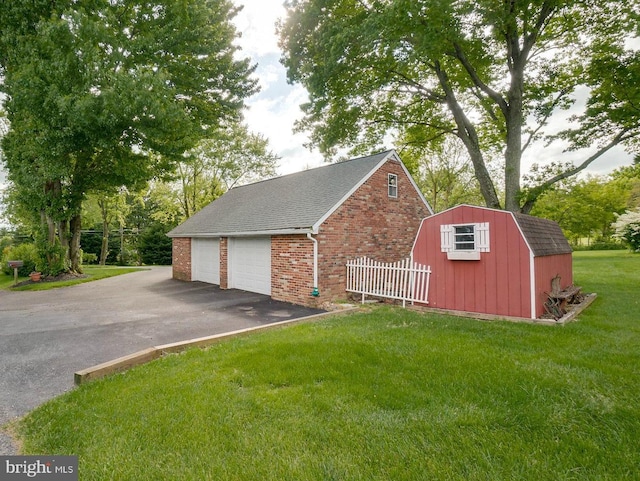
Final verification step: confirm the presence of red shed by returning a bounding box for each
[412,205,573,319]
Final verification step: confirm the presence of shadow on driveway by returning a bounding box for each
[0,267,325,454]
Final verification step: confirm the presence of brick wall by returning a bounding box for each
[316,158,431,301]
[271,235,316,306]
[172,237,191,281]
[171,158,430,308]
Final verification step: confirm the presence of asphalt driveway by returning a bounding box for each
[0,266,324,454]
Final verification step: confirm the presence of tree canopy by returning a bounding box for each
[399,138,484,213]
[176,123,279,219]
[0,0,257,272]
[531,174,629,244]
[279,0,640,213]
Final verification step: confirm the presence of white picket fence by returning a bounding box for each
[346,257,431,307]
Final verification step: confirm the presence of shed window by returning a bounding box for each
[440,222,490,260]
[454,225,476,250]
[388,174,398,198]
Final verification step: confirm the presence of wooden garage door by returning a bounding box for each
[191,238,220,284]
[229,237,271,295]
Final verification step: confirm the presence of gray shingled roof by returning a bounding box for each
[513,213,572,256]
[168,151,395,237]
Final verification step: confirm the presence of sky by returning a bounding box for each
[232,0,325,175]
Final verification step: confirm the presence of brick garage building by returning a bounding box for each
[168,150,433,306]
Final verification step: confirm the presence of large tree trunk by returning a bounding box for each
[69,214,82,273]
[41,210,56,245]
[503,35,527,213]
[98,198,110,266]
[99,220,109,266]
[58,219,69,259]
[40,180,71,275]
[504,86,524,213]
[434,62,502,210]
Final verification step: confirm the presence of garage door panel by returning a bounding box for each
[191,238,220,284]
[229,237,271,295]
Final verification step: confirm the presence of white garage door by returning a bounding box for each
[191,238,220,284]
[229,237,271,295]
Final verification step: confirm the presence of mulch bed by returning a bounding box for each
[11,272,88,288]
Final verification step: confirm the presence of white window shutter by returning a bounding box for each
[440,224,454,252]
[476,222,490,252]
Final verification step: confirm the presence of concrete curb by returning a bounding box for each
[74,308,358,385]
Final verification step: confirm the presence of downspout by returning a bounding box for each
[307,232,319,297]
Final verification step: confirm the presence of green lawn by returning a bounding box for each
[0,265,147,290]
[12,251,640,480]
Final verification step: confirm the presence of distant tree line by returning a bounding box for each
[529,160,640,248]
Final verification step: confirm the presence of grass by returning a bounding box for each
[12,251,640,480]
[0,265,147,291]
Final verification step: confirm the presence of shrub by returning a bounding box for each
[0,235,12,253]
[82,252,98,264]
[117,246,137,266]
[612,209,640,252]
[571,238,626,251]
[36,239,69,276]
[1,243,41,277]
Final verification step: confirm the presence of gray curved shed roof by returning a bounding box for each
[513,213,573,256]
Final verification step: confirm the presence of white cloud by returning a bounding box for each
[253,62,282,94]
[244,84,324,174]
[234,0,285,58]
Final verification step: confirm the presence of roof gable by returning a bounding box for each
[168,150,427,237]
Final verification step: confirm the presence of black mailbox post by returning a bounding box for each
[7,260,24,286]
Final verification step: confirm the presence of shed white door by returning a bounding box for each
[229,237,271,295]
[191,238,220,284]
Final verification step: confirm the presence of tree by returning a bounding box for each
[610,162,640,209]
[139,223,173,265]
[531,174,630,243]
[137,183,183,228]
[279,0,640,213]
[0,0,257,273]
[82,185,174,265]
[399,137,485,212]
[612,209,640,252]
[173,123,279,219]
[127,184,182,265]
[0,108,9,226]
[83,190,130,265]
